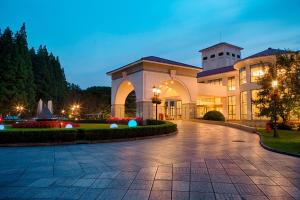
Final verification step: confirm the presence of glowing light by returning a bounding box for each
[110,123,118,129]
[0,125,4,130]
[128,120,138,128]
[65,124,73,129]
[272,80,278,88]
[170,80,174,84]
[61,109,65,114]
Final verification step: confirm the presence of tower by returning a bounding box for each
[199,42,243,71]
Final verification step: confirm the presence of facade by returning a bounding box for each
[107,42,291,120]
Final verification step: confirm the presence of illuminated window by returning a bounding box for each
[240,91,247,119]
[251,65,266,82]
[228,77,236,91]
[228,96,236,120]
[208,78,222,85]
[239,67,246,85]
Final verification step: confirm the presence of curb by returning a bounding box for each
[0,131,177,147]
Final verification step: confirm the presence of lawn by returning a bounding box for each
[2,123,128,131]
[259,129,300,155]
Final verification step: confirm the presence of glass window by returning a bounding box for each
[210,54,215,58]
[239,67,246,85]
[240,91,247,120]
[232,53,235,57]
[250,65,266,82]
[228,77,236,91]
[208,78,222,85]
[203,57,207,60]
[228,96,236,120]
[226,52,230,55]
[237,55,241,58]
[218,52,224,56]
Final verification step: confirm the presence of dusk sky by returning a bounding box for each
[1,0,300,88]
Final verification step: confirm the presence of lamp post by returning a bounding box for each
[272,80,279,138]
[152,86,161,121]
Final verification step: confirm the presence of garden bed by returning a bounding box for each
[0,120,177,145]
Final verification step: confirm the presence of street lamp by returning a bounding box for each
[152,86,161,121]
[272,80,279,138]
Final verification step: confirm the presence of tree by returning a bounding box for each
[253,52,300,135]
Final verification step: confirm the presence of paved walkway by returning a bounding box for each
[0,121,300,200]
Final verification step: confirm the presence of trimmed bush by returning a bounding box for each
[277,123,293,130]
[0,120,177,144]
[203,111,225,121]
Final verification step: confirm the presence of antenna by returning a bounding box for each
[219,32,223,42]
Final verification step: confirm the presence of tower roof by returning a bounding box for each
[199,42,243,52]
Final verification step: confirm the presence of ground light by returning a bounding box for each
[0,125,4,130]
[110,123,118,128]
[128,120,137,127]
[65,124,73,129]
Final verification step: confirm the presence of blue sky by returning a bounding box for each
[1,0,300,88]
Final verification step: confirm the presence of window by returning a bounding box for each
[232,53,235,57]
[237,55,241,59]
[210,54,215,58]
[251,90,260,119]
[203,57,207,60]
[228,96,236,120]
[250,64,266,82]
[208,78,222,85]
[240,91,247,119]
[228,77,236,91]
[226,52,230,55]
[239,67,246,85]
[218,52,224,56]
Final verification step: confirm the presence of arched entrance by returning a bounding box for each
[155,79,192,120]
[112,80,136,118]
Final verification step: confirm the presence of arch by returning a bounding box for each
[114,80,135,105]
[158,78,192,104]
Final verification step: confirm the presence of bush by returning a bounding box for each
[277,123,293,130]
[203,111,225,121]
[0,120,177,144]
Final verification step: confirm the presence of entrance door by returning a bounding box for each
[165,100,182,120]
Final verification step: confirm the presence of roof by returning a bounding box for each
[199,42,243,52]
[197,65,235,78]
[107,56,201,75]
[240,48,293,61]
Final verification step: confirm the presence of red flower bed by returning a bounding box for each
[12,121,80,128]
[106,117,143,126]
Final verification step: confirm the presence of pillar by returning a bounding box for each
[136,101,154,119]
[111,104,125,118]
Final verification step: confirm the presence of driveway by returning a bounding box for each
[0,121,300,199]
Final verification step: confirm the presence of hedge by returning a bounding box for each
[0,120,177,144]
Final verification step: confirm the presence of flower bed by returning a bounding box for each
[106,117,143,126]
[12,121,80,128]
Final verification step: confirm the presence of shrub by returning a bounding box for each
[277,123,293,130]
[0,120,177,144]
[203,111,225,121]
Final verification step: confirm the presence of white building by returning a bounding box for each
[107,42,291,121]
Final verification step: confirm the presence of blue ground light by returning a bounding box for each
[65,124,73,129]
[110,123,118,129]
[0,125,4,130]
[128,120,137,128]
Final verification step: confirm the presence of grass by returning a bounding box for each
[259,129,300,155]
[2,123,128,131]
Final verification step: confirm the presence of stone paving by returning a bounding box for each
[0,121,300,199]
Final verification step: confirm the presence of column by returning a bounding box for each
[111,104,125,118]
[136,101,153,120]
